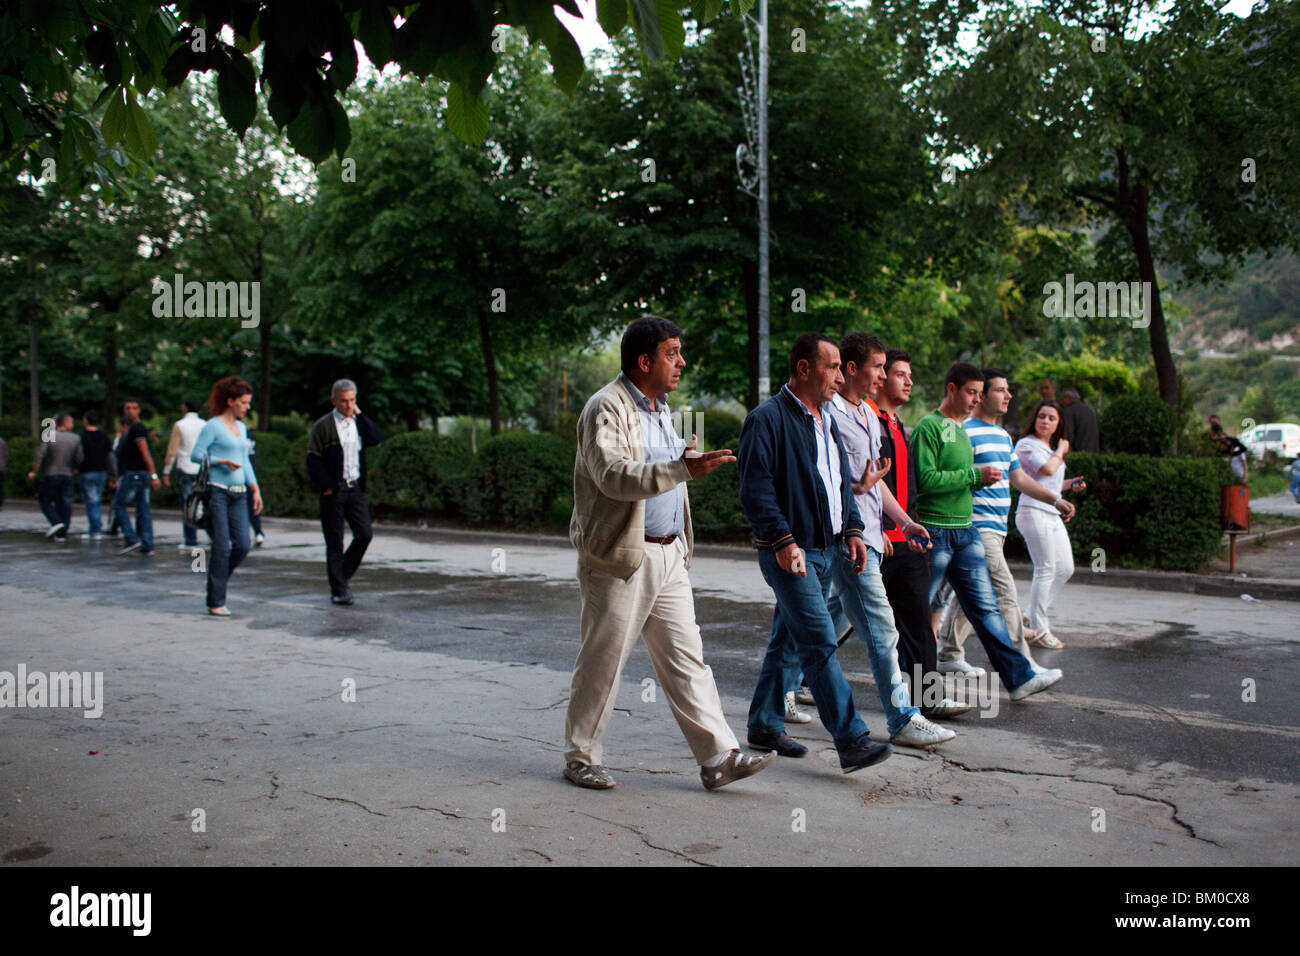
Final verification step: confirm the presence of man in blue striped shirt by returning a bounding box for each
[937,369,1075,674]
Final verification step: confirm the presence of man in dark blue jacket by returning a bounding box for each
[306,379,381,606]
[738,333,892,773]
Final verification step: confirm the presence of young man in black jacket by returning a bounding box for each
[306,379,381,605]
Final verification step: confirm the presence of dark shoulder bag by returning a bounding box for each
[184,454,214,532]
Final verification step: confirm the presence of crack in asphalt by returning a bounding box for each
[399,804,465,820]
[573,811,715,866]
[304,791,388,816]
[938,756,1222,846]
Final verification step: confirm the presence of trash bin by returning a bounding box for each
[1221,484,1250,532]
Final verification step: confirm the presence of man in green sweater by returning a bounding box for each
[912,362,1061,701]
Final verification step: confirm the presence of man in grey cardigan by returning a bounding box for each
[29,414,84,539]
[564,315,774,792]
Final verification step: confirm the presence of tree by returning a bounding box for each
[2,0,753,197]
[878,0,1300,408]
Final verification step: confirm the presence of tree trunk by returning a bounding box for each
[478,311,501,436]
[404,407,420,431]
[256,241,272,432]
[27,259,39,440]
[744,258,759,410]
[105,321,118,427]
[1124,186,1178,407]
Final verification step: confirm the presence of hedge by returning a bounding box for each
[368,431,472,519]
[462,431,573,529]
[1007,452,1232,571]
[1101,394,1180,456]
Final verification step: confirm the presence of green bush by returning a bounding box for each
[688,464,749,541]
[250,432,316,518]
[700,409,744,452]
[1018,451,1232,571]
[2,435,35,502]
[368,431,472,518]
[1101,394,1180,456]
[463,431,572,528]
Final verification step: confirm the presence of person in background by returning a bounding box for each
[938,370,1077,666]
[1013,400,1086,648]
[1038,379,1057,403]
[1208,415,1249,483]
[245,432,265,547]
[111,399,161,555]
[163,398,206,551]
[29,413,83,540]
[1059,387,1101,453]
[0,434,8,510]
[912,363,1061,701]
[306,379,381,606]
[1288,457,1300,503]
[78,409,115,540]
[191,377,262,617]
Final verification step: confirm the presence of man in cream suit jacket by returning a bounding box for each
[564,315,774,792]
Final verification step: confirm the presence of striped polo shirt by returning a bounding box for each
[965,416,1020,535]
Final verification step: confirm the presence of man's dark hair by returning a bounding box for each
[839,332,886,370]
[621,314,683,375]
[123,397,140,408]
[183,397,200,413]
[981,367,1008,386]
[789,332,838,379]
[84,409,101,426]
[944,362,985,392]
[884,348,911,372]
[56,413,74,427]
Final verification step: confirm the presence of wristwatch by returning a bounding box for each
[150,473,159,480]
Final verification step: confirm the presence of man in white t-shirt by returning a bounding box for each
[163,398,206,549]
[938,370,1075,670]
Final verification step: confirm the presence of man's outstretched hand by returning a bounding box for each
[683,434,736,478]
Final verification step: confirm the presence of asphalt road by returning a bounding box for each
[1,505,1296,866]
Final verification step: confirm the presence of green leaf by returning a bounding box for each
[328,98,351,158]
[100,89,128,145]
[446,82,489,144]
[541,17,584,95]
[217,51,258,136]
[123,91,157,157]
[596,0,628,34]
[286,99,335,163]
[327,33,359,90]
[629,0,685,62]
[356,0,396,66]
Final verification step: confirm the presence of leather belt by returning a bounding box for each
[645,533,678,545]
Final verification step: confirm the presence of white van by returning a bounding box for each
[1241,422,1300,460]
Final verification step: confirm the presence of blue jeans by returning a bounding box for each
[925,526,1035,690]
[177,473,198,547]
[207,486,250,608]
[827,548,919,737]
[80,471,107,533]
[38,475,74,534]
[112,471,155,551]
[748,543,872,750]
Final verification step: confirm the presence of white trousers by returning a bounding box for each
[564,539,739,766]
[1013,507,1074,633]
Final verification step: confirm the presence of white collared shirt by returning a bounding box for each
[333,410,361,481]
[783,384,843,533]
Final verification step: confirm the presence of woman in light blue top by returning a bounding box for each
[191,376,264,616]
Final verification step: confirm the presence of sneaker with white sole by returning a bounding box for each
[254,532,265,547]
[926,697,974,719]
[1009,668,1063,701]
[784,690,812,723]
[45,523,66,538]
[937,658,985,676]
[794,686,815,705]
[890,713,957,748]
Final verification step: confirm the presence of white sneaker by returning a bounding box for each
[890,713,957,748]
[937,659,985,676]
[254,532,265,547]
[927,697,973,719]
[794,686,815,705]
[1009,668,1063,701]
[784,691,813,723]
[45,523,66,538]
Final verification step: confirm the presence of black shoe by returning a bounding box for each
[838,736,892,774]
[331,588,354,606]
[747,730,808,758]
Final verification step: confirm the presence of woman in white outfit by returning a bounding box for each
[1013,400,1085,649]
